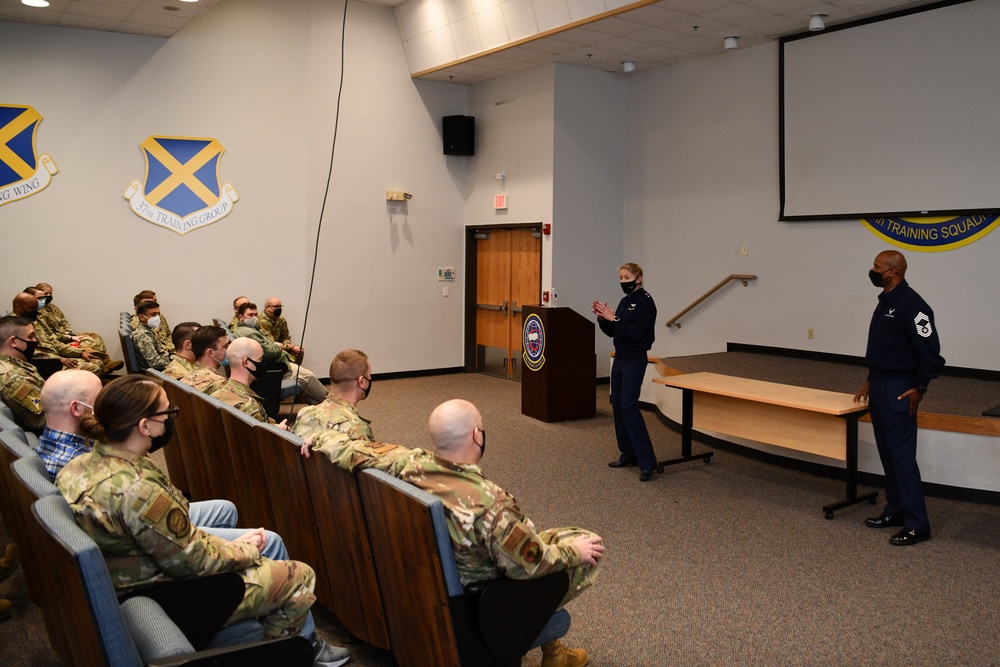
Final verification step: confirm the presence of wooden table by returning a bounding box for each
[653,372,878,518]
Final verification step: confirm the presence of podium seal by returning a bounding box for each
[522,313,545,372]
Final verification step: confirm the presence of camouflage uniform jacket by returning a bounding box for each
[36,303,73,342]
[394,452,584,586]
[32,314,87,359]
[163,355,195,380]
[311,431,411,473]
[180,362,226,394]
[130,325,171,371]
[56,442,262,589]
[0,353,46,433]
[232,323,291,365]
[210,378,269,423]
[229,315,241,332]
[259,312,292,347]
[130,314,174,355]
[292,395,372,442]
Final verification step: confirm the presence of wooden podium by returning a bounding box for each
[520,306,595,422]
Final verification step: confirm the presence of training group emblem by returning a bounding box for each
[124,136,238,235]
[0,104,58,207]
[522,313,546,372]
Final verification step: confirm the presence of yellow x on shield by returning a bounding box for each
[0,106,40,180]
[142,137,222,207]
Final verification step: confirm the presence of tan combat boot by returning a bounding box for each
[540,639,589,667]
[0,543,18,583]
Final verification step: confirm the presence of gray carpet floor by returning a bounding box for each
[3,369,1000,666]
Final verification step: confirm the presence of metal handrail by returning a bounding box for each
[665,274,757,328]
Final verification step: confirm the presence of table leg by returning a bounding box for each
[822,414,878,519]
[659,388,713,469]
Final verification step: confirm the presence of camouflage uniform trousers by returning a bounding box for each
[229,557,317,638]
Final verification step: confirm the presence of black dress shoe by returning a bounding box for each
[608,458,637,468]
[889,528,931,546]
[639,466,663,482]
[865,514,904,529]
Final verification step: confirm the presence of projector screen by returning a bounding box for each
[780,0,1000,220]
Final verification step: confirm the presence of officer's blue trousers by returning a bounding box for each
[610,356,657,471]
[869,376,930,534]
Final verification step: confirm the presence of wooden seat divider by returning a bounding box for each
[147,370,192,498]
[302,452,390,649]
[216,406,275,530]
[184,389,243,507]
[250,424,334,607]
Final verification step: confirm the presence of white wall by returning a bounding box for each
[0,0,470,376]
[624,41,1000,371]
[552,64,626,376]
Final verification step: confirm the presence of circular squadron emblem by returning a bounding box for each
[522,314,545,372]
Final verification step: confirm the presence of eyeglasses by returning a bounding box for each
[148,406,180,420]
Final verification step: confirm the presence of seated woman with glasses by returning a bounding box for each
[55,375,348,664]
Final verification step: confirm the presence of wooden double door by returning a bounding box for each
[471,226,541,380]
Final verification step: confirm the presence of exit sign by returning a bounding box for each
[494,194,508,210]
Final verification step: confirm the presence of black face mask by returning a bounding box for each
[246,358,265,380]
[362,376,373,399]
[22,310,38,322]
[272,307,282,318]
[149,417,175,453]
[14,336,38,360]
[620,280,637,295]
[868,269,887,287]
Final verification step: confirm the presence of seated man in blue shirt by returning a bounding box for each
[36,371,294,562]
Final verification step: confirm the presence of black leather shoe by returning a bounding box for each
[608,458,637,468]
[639,466,663,482]
[889,528,931,546]
[865,514,904,529]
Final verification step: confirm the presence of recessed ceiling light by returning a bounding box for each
[178,0,199,3]
[22,0,51,7]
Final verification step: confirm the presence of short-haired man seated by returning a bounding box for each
[394,399,605,667]
[180,325,229,394]
[163,322,201,379]
[210,338,287,429]
[130,300,172,372]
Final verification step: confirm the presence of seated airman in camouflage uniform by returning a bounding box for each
[297,349,412,471]
[260,297,304,364]
[0,315,47,434]
[179,326,228,394]
[232,302,327,404]
[162,322,200,380]
[394,399,606,667]
[12,291,107,376]
[34,282,112,358]
[131,300,172,372]
[229,295,249,332]
[129,290,174,355]
[55,375,350,665]
[211,338,288,429]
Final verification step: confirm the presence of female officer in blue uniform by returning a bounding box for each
[593,263,660,481]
